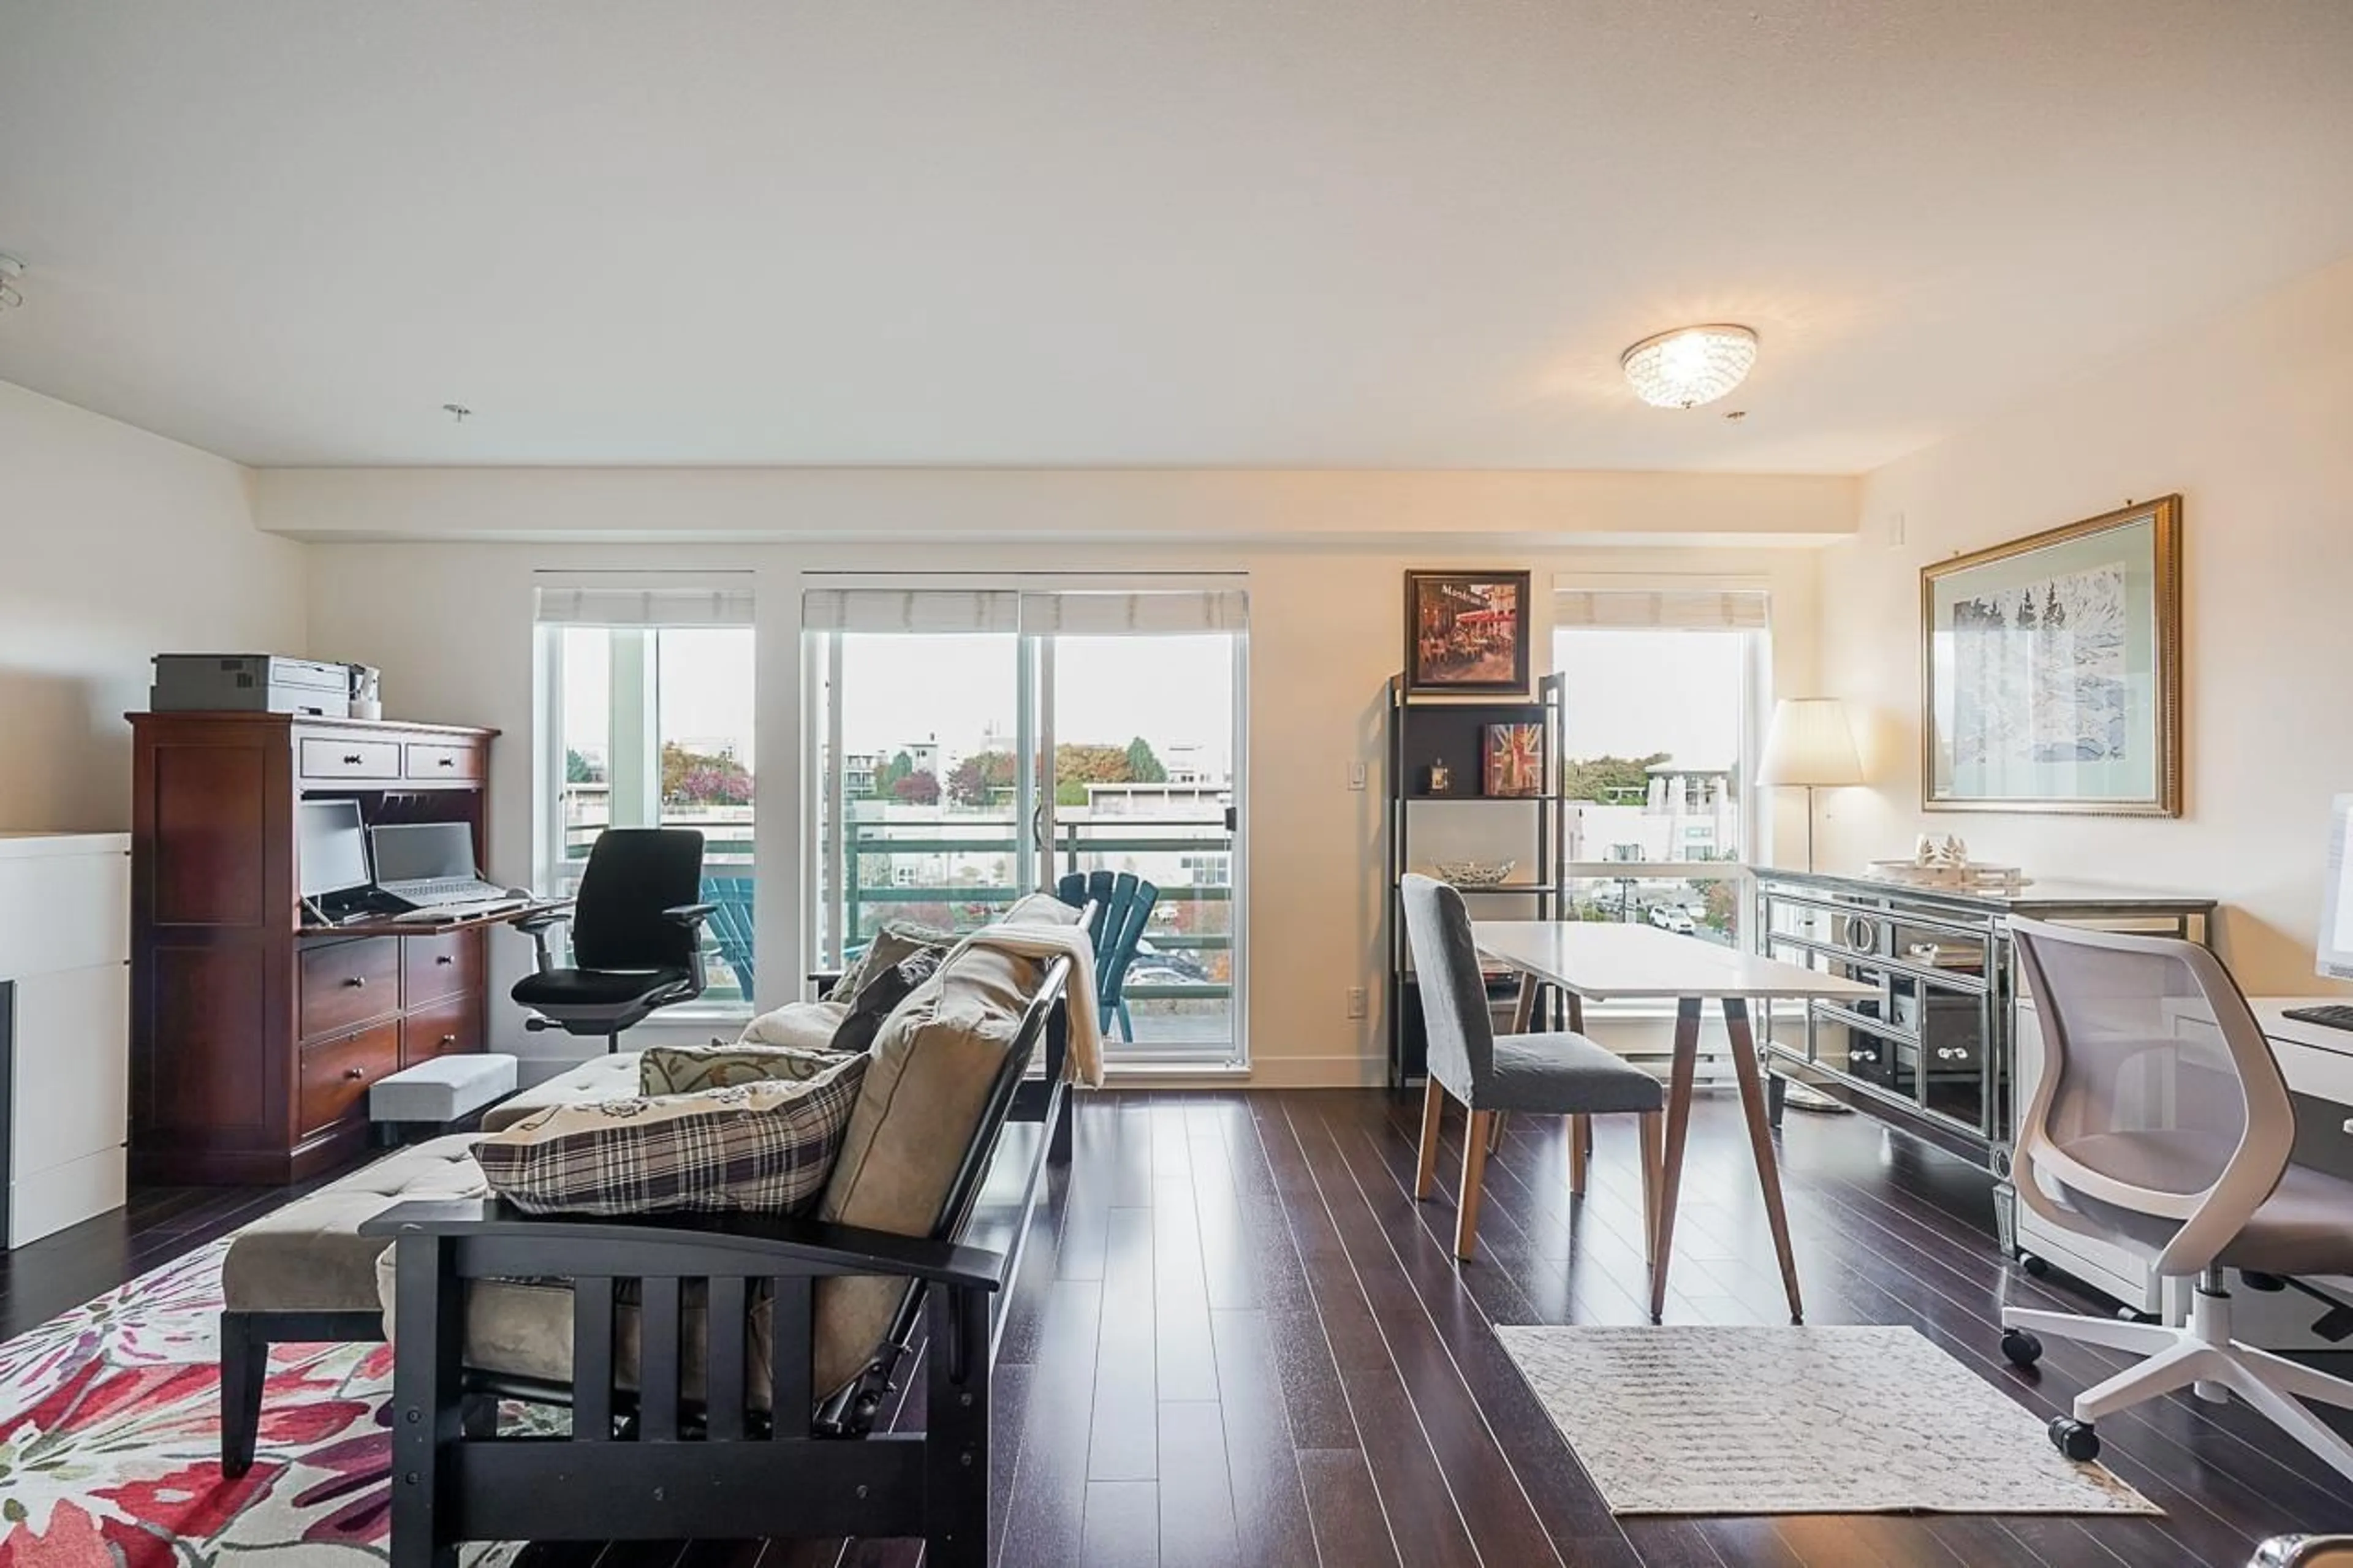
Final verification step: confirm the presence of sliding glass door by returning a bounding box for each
[809,583,1247,1065]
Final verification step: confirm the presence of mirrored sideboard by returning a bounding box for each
[1752,869,2216,1250]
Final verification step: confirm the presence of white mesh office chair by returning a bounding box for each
[1999,918,2353,1475]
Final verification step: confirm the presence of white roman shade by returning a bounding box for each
[803,584,1246,636]
[1017,589,1248,636]
[535,575,754,627]
[801,588,1020,635]
[1553,587,1768,631]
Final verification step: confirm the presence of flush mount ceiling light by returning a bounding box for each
[1621,323,1758,409]
[0,254,24,313]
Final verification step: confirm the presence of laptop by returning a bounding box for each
[370,821,513,908]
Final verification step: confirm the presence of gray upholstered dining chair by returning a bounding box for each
[1401,874,1665,1263]
[2000,918,2353,1477]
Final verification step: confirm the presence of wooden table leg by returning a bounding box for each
[1509,972,1538,1034]
[1638,1111,1664,1268]
[1723,997,1804,1324]
[1648,997,1702,1322]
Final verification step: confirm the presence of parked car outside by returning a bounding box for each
[1646,904,1697,935]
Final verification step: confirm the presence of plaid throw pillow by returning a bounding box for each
[639,1042,849,1097]
[479,1053,867,1217]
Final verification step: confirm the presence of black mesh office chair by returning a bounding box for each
[513,828,716,1053]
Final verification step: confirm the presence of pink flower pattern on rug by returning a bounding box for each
[0,1238,519,1565]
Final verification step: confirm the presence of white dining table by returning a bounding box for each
[1470,920,1876,1324]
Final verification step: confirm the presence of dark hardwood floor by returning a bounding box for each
[11,1091,2347,1567]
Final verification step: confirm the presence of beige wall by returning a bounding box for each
[0,381,307,830]
[304,533,1827,1081]
[1817,256,2353,993]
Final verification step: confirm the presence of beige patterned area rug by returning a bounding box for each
[1498,1325,2159,1516]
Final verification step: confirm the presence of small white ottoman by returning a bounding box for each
[371,1052,519,1134]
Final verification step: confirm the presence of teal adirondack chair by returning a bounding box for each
[1055,869,1160,1041]
[702,876,757,998]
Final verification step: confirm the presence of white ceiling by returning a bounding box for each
[4,1,2352,471]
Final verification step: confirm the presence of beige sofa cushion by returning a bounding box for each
[809,937,1044,1394]
[224,1135,486,1312]
[738,998,850,1050]
[481,1052,642,1134]
[478,1056,868,1218]
[374,1251,781,1414]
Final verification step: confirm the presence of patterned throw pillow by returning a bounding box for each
[478,1053,867,1217]
[828,920,957,1001]
[639,1042,848,1097]
[828,947,943,1056]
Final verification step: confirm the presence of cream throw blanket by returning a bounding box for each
[955,922,1105,1088]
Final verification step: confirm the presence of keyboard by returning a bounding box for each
[392,896,529,923]
[2283,1003,2353,1033]
[385,876,510,905]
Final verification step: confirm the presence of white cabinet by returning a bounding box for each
[0,833,131,1246]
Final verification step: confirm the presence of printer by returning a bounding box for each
[151,654,352,718]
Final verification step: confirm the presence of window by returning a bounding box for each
[1553,586,1768,950]
[805,580,1247,1064]
[537,578,756,1015]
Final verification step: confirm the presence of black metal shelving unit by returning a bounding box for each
[1384,672,1566,1088]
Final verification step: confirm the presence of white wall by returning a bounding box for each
[1817,255,2353,993]
[303,530,1827,1083]
[0,381,307,830]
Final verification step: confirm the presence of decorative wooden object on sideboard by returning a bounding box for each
[127,712,498,1185]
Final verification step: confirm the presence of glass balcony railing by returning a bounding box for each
[554,800,1236,1048]
[832,814,1235,1050]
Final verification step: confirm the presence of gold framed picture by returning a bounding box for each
[1920,496,2182,816]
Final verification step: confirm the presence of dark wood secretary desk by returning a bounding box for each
[128,712,502,1184]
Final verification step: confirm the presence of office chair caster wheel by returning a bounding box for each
[2017,1251,2049,1279]
[2001,1328,2043,1368]
[2047,1417,2099,1462]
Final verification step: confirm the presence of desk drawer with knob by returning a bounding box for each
[297,736,403,782]
[298,937,402,1040]
[404,742,482,783]
[298,1020,400,1136]
[403,929,482,1006]
[401,990,481,1067]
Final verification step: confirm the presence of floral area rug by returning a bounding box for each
[0,1237,523,1565]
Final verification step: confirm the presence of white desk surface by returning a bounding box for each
[2251,998,2353,1058]
[1471,920,1879,1003]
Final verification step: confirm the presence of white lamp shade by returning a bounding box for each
[1757,699,1863,787]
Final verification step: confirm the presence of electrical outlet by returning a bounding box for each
[1347,760,1368,791]
[1888,509,1907,549]
[1345,986,1368,1019]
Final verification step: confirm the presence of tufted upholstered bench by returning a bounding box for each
[218,1135,488,1477]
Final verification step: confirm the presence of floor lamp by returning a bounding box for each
[1758,697,1863,874]
[1757,698,1865,1113]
